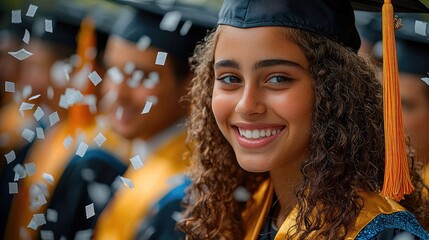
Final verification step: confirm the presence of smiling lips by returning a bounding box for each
[234,125,284,148]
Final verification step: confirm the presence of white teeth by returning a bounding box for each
[238,128,281,139]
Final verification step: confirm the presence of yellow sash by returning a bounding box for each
[94,131,188,240]
[243,180,406,240]
[4,119,130,240]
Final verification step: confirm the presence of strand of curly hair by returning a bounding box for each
[178,26,385,240]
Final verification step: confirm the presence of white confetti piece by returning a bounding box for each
[127,78,140,88]
[74,229,92,240]
[415,20,427,37]
[27,219,38,230]
[25,162,36,176]
[19,102,35,111]
[40,230,54,240]
[46,209,58,222]
[233,186,251,202]
[45,19,53,33]
[130,155,144,169]
[42,173,54,185]
[180,20,192,36]
[141,101,153,114]
[36,194,47,206]
[63,135,73,148]
[36,127,45,139]
[132,70,144,82]
[81,168,95,182]
[149,71,159,83]
[26,4,38,17]
[13,164,27,179]
[29,94,41,101]
[11,10,22,23]
[106,66,123,85]
[88,71,102,86]
[5,150,16,164]
[23,29,30,44]
[8,48,33,60]
[85,203,95,219]
[23,85,32,98]
[155,52,168,65]
[147,95,158,105]
[9,182,18,194]
[76,141,88,157]
[159,11,181,32]
[5,81,15,92]
[119,176,135,189]
[33,213,46,227]
[421,77,429,86]
[48,111,60,126]
[124,61,135,74]
[116,106,124,121]
[22,128,35,142]
[171,211,183,222]
[47,86,54,100]
[33,106,44,121]
[137,35,151,51]
[93,133,106,147]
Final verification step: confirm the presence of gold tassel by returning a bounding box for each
[380,0,414,201]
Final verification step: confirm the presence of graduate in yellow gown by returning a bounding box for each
[92,1,218,240]
[138,0,429,239]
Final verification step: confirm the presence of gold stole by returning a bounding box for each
[243,180,406,240]
[94,131,188,240]
[4,120,129,240]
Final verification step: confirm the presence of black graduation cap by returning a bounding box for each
[218,0,429,52]
[110,0,221,62]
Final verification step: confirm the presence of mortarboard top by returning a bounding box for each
[110,0,222,63]
[218,0,429,201]
[218,0,429,52]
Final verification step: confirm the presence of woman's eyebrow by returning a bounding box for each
[214,59,240,70]
[253,59,305,71]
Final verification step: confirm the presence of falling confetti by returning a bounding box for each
[29,94,41,101]
[421,77,429,86]
[88,71,102,86]
[5,81,15,93]
[233,186,251,202]
[19,102,35,111]
[25,162,36,176]
[36,194,47,206]
[155,52,168,65]
[137,35,151,51]
[63,135,73,148]
[45,19,53,33]
[116,106,124,121]
[130,155,144,169]
[75,229,93,240]
[13,164,27,179]
[124,61,135,75]
[42,173,54,185]
[47,86,54,100]
[180,20,192,36]
[171,211,183,222]
[159,11,181,32]
[32,213,47,227]
[11,10,22,24]
[23,29,30,44]
[9,182,18,194]
[93,133,107,147]
[415,20,427,37]
[5,150,16,164]
[33,106,44,121]
[27,219,38,230]
[36,127,45,139]
[22,128,35,142]
[48,111,60,126]
[85,203,95,219]
[8,48,33,60]
[76,141,88,157]
[40,230,54,240]
[46,209,58,222]
[147,95,158,105]
[106,66,123,85]
[26,4,38,17]
[119,176,135,189]
[141,101,153,114]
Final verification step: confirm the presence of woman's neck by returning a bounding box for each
[269,159,303,228]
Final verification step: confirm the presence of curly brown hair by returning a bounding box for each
[180,26,385,240]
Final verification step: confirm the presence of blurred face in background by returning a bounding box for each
[400,73,429,160]
[102,36,189,140]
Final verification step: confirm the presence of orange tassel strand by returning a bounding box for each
[380,0,414,201]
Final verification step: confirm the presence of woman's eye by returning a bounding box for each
[266,75,291,85]
[217,75,241,84]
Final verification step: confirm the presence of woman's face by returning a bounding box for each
[400,73,429,156]
[212,26,314,173]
